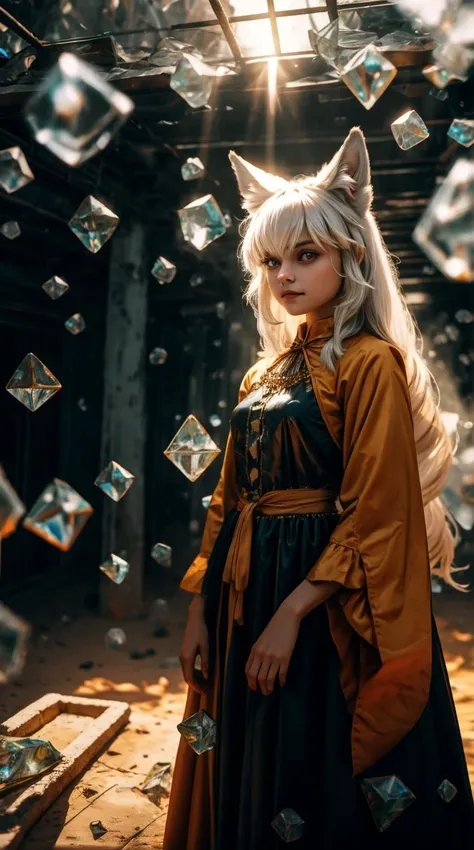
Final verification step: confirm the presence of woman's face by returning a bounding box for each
[263,228,343,320]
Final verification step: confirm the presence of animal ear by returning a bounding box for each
[314,127,373,215]
[228,150,289,214]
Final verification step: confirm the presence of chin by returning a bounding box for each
[281,301,307,315]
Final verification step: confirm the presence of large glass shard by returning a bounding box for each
[140,761,172,800]
[151,542,172,568]
[23,478,93,551]
[361,775,416,832]
[178,194,226,251]
[25,52,134,168]
[309,19,377,71]
[177,709,216,754]
[149,347,168,365]
[68,195,119,253]
[181,157,205,181]
[163,414,221,482]
[0,735,62,791]
[0,466,25,537]
[148,37,200,70]
[422,62,467,88]
[340,45,397,110]
[0,602,30,683]
[151,256,177,284]
[6,353,62,412]
[413,158,474,282]
[391,110,429,150]
[447,118,474,147]
[100,554,129,584]
[438,778,458,802]
[105,627,127,649]
[0,147,34,194]
[271,808,306,842]
[42,275,69,300]
[170,54,214,108]
[95,461,135,502]
[0,220,20,240]
[64,313,86,335]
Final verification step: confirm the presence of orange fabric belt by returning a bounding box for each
[222,488,339,629]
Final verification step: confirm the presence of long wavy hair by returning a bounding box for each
[229,128,469,591]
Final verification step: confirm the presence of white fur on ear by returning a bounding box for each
[228,150,289,214]
[312,127,373,215]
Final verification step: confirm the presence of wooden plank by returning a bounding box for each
[0,693,130,849]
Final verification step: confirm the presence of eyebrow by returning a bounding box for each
[294,240,315,248]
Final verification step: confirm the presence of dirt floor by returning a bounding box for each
[0,574,473,849]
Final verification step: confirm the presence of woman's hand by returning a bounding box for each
[179,607,209,696]
[245,605,301,695]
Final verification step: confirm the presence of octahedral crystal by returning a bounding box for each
[340,44,397,110]
[271,808,306,842]
[94,460,135,501]
[163,414,221,482]
[151,256,176,284]
[68,195,119,253]
[6,352,62,412]
[178,194,226,251]
[360,775,416,832]
[23,478,93,550]
[100,554,130,584]
[0,147,34,193]
[438,778,458,802]
[177,708,216,754]
[42,275,69,299]
[64,313,85,335]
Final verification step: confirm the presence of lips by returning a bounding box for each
[282,291,303,298]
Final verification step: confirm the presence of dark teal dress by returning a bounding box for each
[201,373,474,849]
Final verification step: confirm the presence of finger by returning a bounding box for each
[261,661,279,696]
[257,660,272,695]
[247,658,261,691]
[199,642,209,680]
[181,656,203,695]
[279,664,288,687]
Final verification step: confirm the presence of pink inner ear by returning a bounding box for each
[346,176,357,198]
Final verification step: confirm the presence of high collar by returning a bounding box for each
[295,314,335,345]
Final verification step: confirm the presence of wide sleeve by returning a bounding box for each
[305,341,433,775]
[179,367,255,595]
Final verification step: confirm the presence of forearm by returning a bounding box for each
[189,593,206,615]
[280,578,341,621]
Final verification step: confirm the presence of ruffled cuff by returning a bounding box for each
[179,554,208,594]
[305,540,366,590]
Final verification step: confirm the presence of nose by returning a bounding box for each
[277,262,296,282]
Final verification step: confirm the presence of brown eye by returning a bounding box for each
[299,251,317,261]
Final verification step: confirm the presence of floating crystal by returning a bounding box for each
[42,275,69,299]
[271,808,306,843]
[391,110,429,150]
[0,147,34,194]
[0,603,30,684]
[178,194,226,251]
[413,158,474,282]
[68,195,119,253]
[149,347,168,365]
[151,542,172,568]
[431,575,443,593]
[340,44,397,110]
[209,414,222,427]
[90,821,108,839]
[170,54,214,108]
[25,52,134,167]
[0,466,25,537]
[181,157,205,181]
[78,397,87,411]
[448,118,474,148]
[164,414,221,482]
[141,761,172,799]
[148,37,199,70]
[6,352,62,412]
[100,554,129,585]
[23,478,93,550]
[151,256,176,284]
[422,63,467,89]
[150,598,170,623]
[94,461,135,502]
[105,627,127,649]
[309,19,376,71]
[0,220,20,239]
[360,775,416,832]
[438,778,458,802]
[202,495,212,509]
[455,308,474,323]
[177,709,216,754]
[64,313,86,335]
[190,272,205,287]
[0,735,61,791]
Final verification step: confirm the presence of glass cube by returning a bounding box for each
[271,807,306,842]
[178,194,226,251]
[177,709,216,754]
[6,352,62,412]
[64,313,85,335]
[391,109,429,150]
[68,195,119,253]
[163,414,221,482]
[23,478,93,551]
[0,147,34,194]
[151,542,172,568]
[42,275,69,300]
[340,44,397,110]
[181,157,205,181]
[447,118,474,148]
[151,256,176,284]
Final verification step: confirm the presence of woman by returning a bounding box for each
[163,128,474,849]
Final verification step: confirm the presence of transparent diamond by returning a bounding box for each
[0,147,34,194]
[209,414,221,427]
[0,735,61,791]
[422,62,467,88]
[271,808,306,842]
[190,272,205,287]
[149,347,168,365]
[0,220,20,239]
[42,275,69,299]
[23,478,93,550]
[178,194,226,251]
[25,52,134,168]
[0,603,30,684]
[177,708,216,754]
[438,778,458,802]
[391,110,429,150]
[68,195,119,253]
[181,157,205,181]
[64,313,85,335]
[100,554,130,585]
[90,821,108,840]
[94,460,135,502]
[202,495,212,509]
[340,44,397,110]
[105,627,127,649]
[151,542,172,568]
[413,158,474,282]
[170,54,214,108]
[360,775,416,832]
[141,761,172,798]
[164,414,221,482]
[0,465,25,538]
[151,256,176,284]
[448,118,474,147]
[6,352,62,412]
